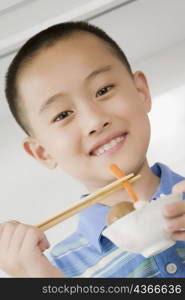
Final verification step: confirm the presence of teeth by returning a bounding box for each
[104,144,111,151]
[94,135,125,156]
[116,137,121,142]
[99,148,105,154]
[110,140,117,147]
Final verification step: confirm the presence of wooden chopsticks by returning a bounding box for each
[37,173,141,232]
[109,164,138,202]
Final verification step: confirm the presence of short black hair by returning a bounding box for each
[5,21,132,136]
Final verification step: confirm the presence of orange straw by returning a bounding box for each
[109,163,138,202]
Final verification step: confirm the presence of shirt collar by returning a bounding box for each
[151,162,184,199]
[77,162,184,253]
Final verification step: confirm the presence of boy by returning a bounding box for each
[1,21,185,278]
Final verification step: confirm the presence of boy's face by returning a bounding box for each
[20,32,151,190]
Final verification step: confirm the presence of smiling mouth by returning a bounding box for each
[90,133,128,157]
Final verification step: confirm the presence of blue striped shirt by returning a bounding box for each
[49,163,185,277]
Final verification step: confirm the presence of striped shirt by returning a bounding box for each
[49,163,185,277]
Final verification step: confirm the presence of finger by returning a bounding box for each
[0,220,20,234]
[38,238,50,252]
[0,221,20,225]
[0,221,20,258]
[20,227,48,259]
[172,180,185,194]
[0,223,4,237]
[0,221,20,227]
[163,201,185,218]
[164,214,185,233]
[8,224,28,255]
[0,220,20,238]
[8,220,20,224]
[0,222,18,251]
[171,230,185,241]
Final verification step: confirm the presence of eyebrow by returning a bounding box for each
[39,64,113,114]
[85,64,113,81]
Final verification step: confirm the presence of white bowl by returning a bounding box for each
[102,193,183,257]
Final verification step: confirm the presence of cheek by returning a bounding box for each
[137,116,151,143]
[132,114,151,159]
[54,132,79,158]
[117,94,150,133]
[37,125,79,160]
[109,93,137,117]
[114,96,151,146]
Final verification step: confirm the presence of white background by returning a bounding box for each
[0,0,185,276]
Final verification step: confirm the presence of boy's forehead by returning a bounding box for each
[19,32,121,93]
[23,32,118,74]
[45,31,114,56]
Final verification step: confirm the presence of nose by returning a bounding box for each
[89,120,111,135]
[79,103,111,136]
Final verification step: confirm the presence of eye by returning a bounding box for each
[52,111,73,123]
[96,85,114,97]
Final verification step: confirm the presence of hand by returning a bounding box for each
[163,180,185,241]
[0,221,63,277]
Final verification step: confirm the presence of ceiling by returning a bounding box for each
[1,0,185,120]
[0,0,25,11]
[0,0,128,56]
[91,0,185,62]
[0,0,185,60]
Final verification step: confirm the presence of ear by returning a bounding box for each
[23,137,57,169]
[133,71,152,113]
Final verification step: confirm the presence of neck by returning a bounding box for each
[85,160,160,206]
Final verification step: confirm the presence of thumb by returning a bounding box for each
[38,235,50,252]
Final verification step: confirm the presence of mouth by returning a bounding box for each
[89,132,128,157]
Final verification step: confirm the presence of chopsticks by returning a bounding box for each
[109,164,138,202]
[37,173,141,232]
